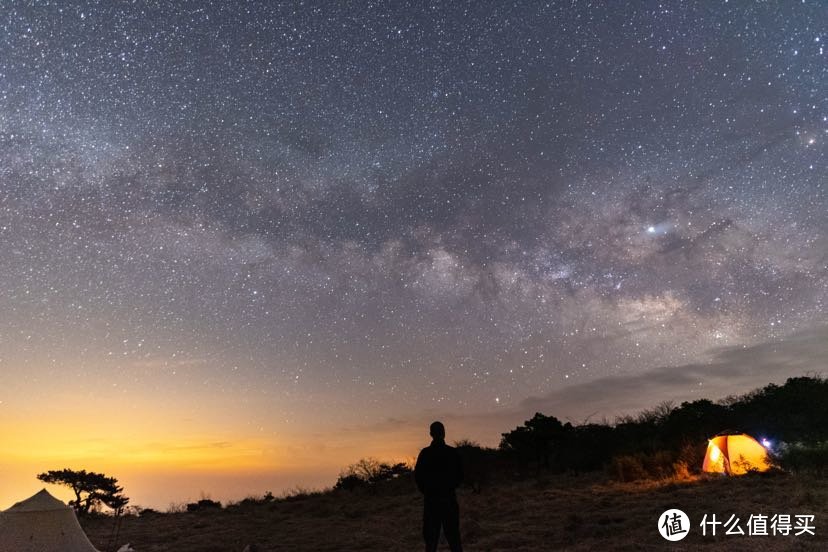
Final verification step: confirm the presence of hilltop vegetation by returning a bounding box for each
[78,377,827,551]
[496,376,828,481]
[81,471,828,551]
[320,376,828,494]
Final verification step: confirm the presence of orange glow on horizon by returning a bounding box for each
[0,375,487,510]
[0,401,435,510]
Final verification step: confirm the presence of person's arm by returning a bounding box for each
[414,450,427,494]
[454,449,464,488]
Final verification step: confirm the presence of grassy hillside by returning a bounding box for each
[78,378,827,550]
[81,471,827,551]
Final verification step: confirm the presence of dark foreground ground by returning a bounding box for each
[82,472,827,551]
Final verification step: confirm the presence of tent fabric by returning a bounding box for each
[702,433,771,475]
[0,489,101,552]
[6,489,69,513]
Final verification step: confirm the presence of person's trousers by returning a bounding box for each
[423,495,462,552]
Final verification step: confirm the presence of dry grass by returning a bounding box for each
[81,472,827,551]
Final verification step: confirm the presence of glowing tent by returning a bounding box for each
[702,433,771,475]
[0,489,101,552]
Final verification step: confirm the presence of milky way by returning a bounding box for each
[1,1,826,441]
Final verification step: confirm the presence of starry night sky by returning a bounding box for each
[1,1,826,507]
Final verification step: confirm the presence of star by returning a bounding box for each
[0,0,824,510]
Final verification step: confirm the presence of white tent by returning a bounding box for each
[0,489,101,552]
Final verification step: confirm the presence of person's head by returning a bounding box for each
[429,421,446,441]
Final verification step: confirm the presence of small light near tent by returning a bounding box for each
[761,438,771,448]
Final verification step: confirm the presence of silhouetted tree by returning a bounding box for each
[501,413,565,470]
[454,440,497,492]
[37,468,129,516]
[334,457,412,490]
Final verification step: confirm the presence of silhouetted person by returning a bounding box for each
[415,421,463,552]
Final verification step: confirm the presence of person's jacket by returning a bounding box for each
[414,439,463,498]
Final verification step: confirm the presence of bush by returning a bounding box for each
[334,458,412,490]
[455,440,498,491]
[186,499,222,512]
[672,460,692,480]
[609,450,685,482]
[167,502,187,513]
[610,454,648,482]
[771,442,828,475]
[334,473,365,491]
[234,491,276,507]
[649,450,675,478]
[280,486,323,501]
[676,440,706,474]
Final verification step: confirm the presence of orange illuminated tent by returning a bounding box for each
[702,432,771,475]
